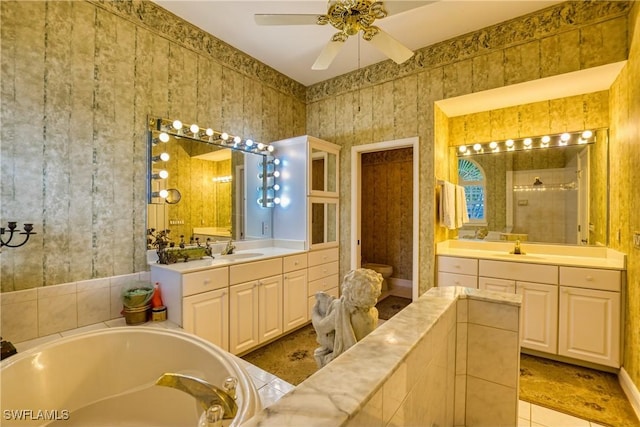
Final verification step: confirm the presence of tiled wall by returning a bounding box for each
[0,271,149,343]
[241,288,522,427]
[361,148,413,280]
[609,1,640,400]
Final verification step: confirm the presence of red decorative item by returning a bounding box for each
[151,282,164,308]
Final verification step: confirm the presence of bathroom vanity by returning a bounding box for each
[436,240,626,369]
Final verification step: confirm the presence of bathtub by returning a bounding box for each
[0,327,261,426]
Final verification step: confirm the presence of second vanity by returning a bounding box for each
[436,239,626,369]
[150,244,339,356]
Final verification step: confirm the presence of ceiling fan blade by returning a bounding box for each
[312,39,345,70]
[254,14,321,26]
[366,28,414,64]
[382,0,437,16]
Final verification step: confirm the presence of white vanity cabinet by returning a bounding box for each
[152,266,230,350]
[557,267,621,368]
[283,253,309,332]
[229,259,283,355]
[436,256,478,288]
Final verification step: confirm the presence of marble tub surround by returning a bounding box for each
[437,239,626,269]
[240,286,522,427]
[0,271,150,343]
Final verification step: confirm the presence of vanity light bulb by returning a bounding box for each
[159,132,170,143]
[273,184,280,191]
[158,170,169,179]
[233,136,242,144]
[221,132,229,141]
[257,143,265,150]
[206,128,214,137]
[489,141,498,150]
[158,189,169,199]
[190,124,199,135]
[152,152,170,162]
[505,139,514,147]
[273,158,280,165]
[541,135,551,145]
[523,138,532,146]
[458,145,467,153]
[246,139,254,147]
[560,133,571,142]
[273,171,280,178]
[267,145,274,152]
[273,197,281,205]
[172,120,183,130]
[473,143,482,151]
[582,130,593,139]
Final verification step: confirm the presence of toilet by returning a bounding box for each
[362,263,393,292]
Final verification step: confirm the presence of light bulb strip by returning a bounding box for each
[456,129,601,156]
[149,116,274,154]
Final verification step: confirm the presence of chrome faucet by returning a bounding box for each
[511,239,525,255]
[221,239,235,255]
[155,373,238,420]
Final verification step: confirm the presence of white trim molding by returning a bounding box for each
[619,367,640,421]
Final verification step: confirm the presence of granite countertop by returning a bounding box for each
[149,246,307,273]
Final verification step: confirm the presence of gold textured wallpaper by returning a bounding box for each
[0,0,305,291]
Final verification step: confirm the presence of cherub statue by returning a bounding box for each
[311,268,382,368]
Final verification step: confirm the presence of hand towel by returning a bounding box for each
[439,181,456,230]
[456,185,470,227]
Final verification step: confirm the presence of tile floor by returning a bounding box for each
[11,320,607,425]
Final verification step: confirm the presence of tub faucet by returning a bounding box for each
[155,373,238,420]
[222,239,235,255]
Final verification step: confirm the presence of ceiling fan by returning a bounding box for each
[255,0,428,70]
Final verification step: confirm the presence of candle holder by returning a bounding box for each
[0,222,36,248]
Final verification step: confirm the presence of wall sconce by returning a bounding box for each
[456,129,599,156]
[1,222,36,248]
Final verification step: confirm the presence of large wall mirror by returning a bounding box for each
[453,129,609,246]
[147,118,274,247]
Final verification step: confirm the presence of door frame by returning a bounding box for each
[350,137,420,301]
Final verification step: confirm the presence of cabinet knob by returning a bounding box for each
[454,265,460,269]
[585,276,594,281]
[294,261,299,265]
[204,279,211,285]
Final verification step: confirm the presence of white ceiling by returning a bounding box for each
[153,0,566,87]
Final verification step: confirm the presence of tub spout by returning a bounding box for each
[155,373,238,419]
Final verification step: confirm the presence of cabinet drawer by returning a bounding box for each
[308,248,339,267]
[559,267,621,292]
[230,258,282,285]
[308,261,339,282]
[437,256,478,275]
[284,253,308,272]
[308,273,339,295]
[437,272,477,288]
[183,267,229,297]
[478,277,516,293]
[479,260,558,284]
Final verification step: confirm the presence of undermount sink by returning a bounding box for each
[493,253,546,260]
[219,252,264,260]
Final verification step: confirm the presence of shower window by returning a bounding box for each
[458,159,486,224]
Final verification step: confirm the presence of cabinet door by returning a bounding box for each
[516,282,558,354]
[479,277,516,293]
[309,197,339,250]
[309,140,339,197]
[558,286,620,368]
[259,275,283,343]
[284,269,309,330]
[182,289,229,351]
[229,281,260,355]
